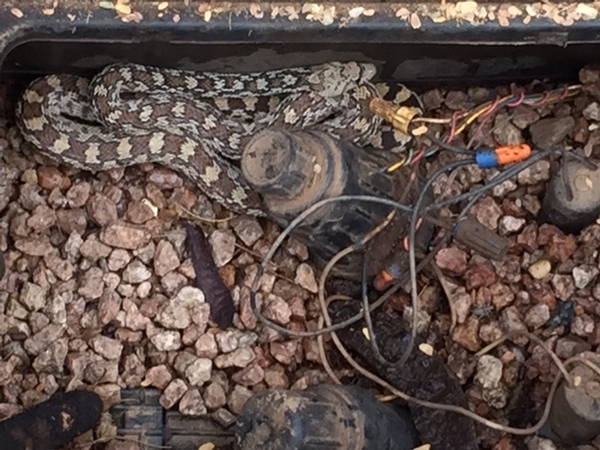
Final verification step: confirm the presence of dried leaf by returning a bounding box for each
[419,343,434,356]
[198,444,216,450]
[348,6,364,18]
[395,7,410,18]
[410,13,421,28]
[456,1,477,14]
[10,8,23,18]
[99,1,115,9]
[115,3,132,14]
[577,3,598,18]
[121,11,143,22]
[185,223,235,329]
[250,3,264,18]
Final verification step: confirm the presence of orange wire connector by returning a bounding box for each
[475,144,532,169]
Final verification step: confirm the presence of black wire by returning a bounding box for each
[399,158,474,367]
[249,147,557,342]
[425,132,474,155]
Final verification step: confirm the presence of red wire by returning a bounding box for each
[411,147,426,165]
[557,85,570,101]
[506,92,525,107]
[447,111,460,143]
[480,96,500,119]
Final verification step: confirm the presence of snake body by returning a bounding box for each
[15,62,398,216]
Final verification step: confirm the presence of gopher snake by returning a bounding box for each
[15,61,398,217]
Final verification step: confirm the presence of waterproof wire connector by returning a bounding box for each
[369,98,420,135]
[475,144,532,169]
[453,217,509,261]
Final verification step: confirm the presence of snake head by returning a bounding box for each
[307,61,378,98]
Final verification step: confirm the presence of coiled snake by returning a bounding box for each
[15,61,399,217]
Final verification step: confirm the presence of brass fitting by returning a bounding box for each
[369,97,420,135]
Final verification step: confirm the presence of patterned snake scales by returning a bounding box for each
[15,61,401,217]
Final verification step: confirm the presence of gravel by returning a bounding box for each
[3,69,600,450]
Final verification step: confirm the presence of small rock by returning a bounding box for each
[157,302,191,330]
[435,247,468,275]
[66,182,91,208]
[262,294,292,325]
[583,102,600,121]
[123,299,150,330]
[56,209,88,235]
[286,238,309,261]
[214,347,256,369]
[555,337,591,359]
[475,355,507,409]
[232,363,265,386]
[517,160,551,185]
[90,335,123,360]
[470,197,502,230]
[88,194,118,226]
[14,236,53,256]
[126,200,155,224]
[231,216,264,247]
[185,358,212,387]
[498,216,526,236]
[108,249,132,271]
[32,339,68,373]
[228,385,253,415]
[150,330,182,351]
[159,379,188,409]
[527,436,557,450]
[529,117,575,149]
[493,113,523,145]
[144,365,173,390]
[204,382,227,410]
[100,223,151,250]
[179,389,207,416]
[24,324,65,355]
[27,205,56,233]
[449,288,472,324]
[264,365,290,388]
[44,253,75,281]
[500,306,528,335]
[77,267,105,300]
[20,283,46,312]
[525,304,550,329]
[122,353,145,388]
[122,260,152,284]
[528,259,552,280]
[465,261,497,290]
[154,240,180,277]
[573,265,598,289]
[173,286,205,306]
[512,106,540,129]
[571,313,595,337]
[79,237,111,261]
[148,169,183,189]
[37,166,70,191]
[294,263,318,293]
[208,230,236,267]
[551,274,575,301]
[452,317,481,352]
[195,334,219,359]
[215,330,258,353]
[546,233,577,263]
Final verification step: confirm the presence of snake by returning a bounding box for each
[14,61,409,217]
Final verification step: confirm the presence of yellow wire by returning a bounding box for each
[386,154,408,173]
